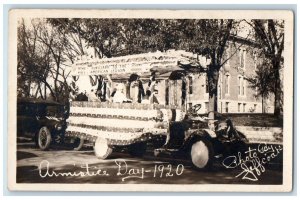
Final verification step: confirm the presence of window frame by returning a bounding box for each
[225,73,230,96]
[239,48,246,70]
[238,75,247,97]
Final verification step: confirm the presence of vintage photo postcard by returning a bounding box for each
[7,9,294,192]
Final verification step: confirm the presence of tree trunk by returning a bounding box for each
[42,80,56,100]
[207,67,219,118]
[44,82,46,99]
[273,62,281,116]
[27,79,32,97]
[38,83,44,99]
[262,95,264,113]
[34,84,40,98]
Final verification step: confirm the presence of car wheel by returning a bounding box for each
[190,139,214,170]
[73,138,85,151]
[128,142,147,157]
[94,137,112,159]
[37,127,52,151]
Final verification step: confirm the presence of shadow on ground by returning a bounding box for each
[16,149,283,184]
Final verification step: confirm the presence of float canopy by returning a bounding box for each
[71,50,209,80]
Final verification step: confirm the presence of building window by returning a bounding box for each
[243,79,246,96]
[188,76,193,94]
[219,74,222,99]
[238,76,241,95]
[225,102,229,113]
[254,104,257,112]
[240,49,246,69]
[225,74,230,95]
[238,76,246,96]
[243,103,246,112]
[238,103,241,112]
[254,51,258,70]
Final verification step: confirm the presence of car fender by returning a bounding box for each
[181,129,213,151]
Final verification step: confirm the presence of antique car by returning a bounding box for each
[65,50,248,169]
[17,98,67,150]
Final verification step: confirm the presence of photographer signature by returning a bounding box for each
[222,143,283,181]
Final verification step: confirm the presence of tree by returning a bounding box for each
[48,18,184,58]
[247,61,273,113]
[18,19,85,103]
[179,19,244,116]
[17,19,52,99]
[248,19,284,116]
[32,20,71,102]
[68,19,124,59]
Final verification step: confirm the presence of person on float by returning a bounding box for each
[141,90,152,104]
[112,83,132,103]
[129,74,145,103]
[148,78,159,104]
[105,74,114,101]
[136,76,145,103]
[87,89,100,102]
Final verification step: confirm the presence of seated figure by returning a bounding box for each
[113,84,132,103]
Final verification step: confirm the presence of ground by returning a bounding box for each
[224,113,283,127]
[16,139,283,184]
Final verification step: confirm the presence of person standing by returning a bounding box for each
[137,77,145,103]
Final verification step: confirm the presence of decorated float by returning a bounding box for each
[65,50,247,169]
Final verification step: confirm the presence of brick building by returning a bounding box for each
[175,39,274,114]
[150,40,275,114]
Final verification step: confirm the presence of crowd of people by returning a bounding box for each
[74,73,159,105]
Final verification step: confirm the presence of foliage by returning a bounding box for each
[248,19,284,116]
[247,60,273,100]
[18,19,85,103]
[17,19,51,98]
[48,19,182,58]
[179,19,241,112]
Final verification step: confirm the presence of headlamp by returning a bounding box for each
[55,124,62,131]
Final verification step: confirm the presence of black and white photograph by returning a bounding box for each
[7,9,294,192]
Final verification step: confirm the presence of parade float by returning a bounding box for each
[65,50,247,169]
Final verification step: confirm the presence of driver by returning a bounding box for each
[189,104,207,122]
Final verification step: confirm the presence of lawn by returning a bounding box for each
[222,113,283,127]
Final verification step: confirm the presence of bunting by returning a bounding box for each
[65,102,185,145]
